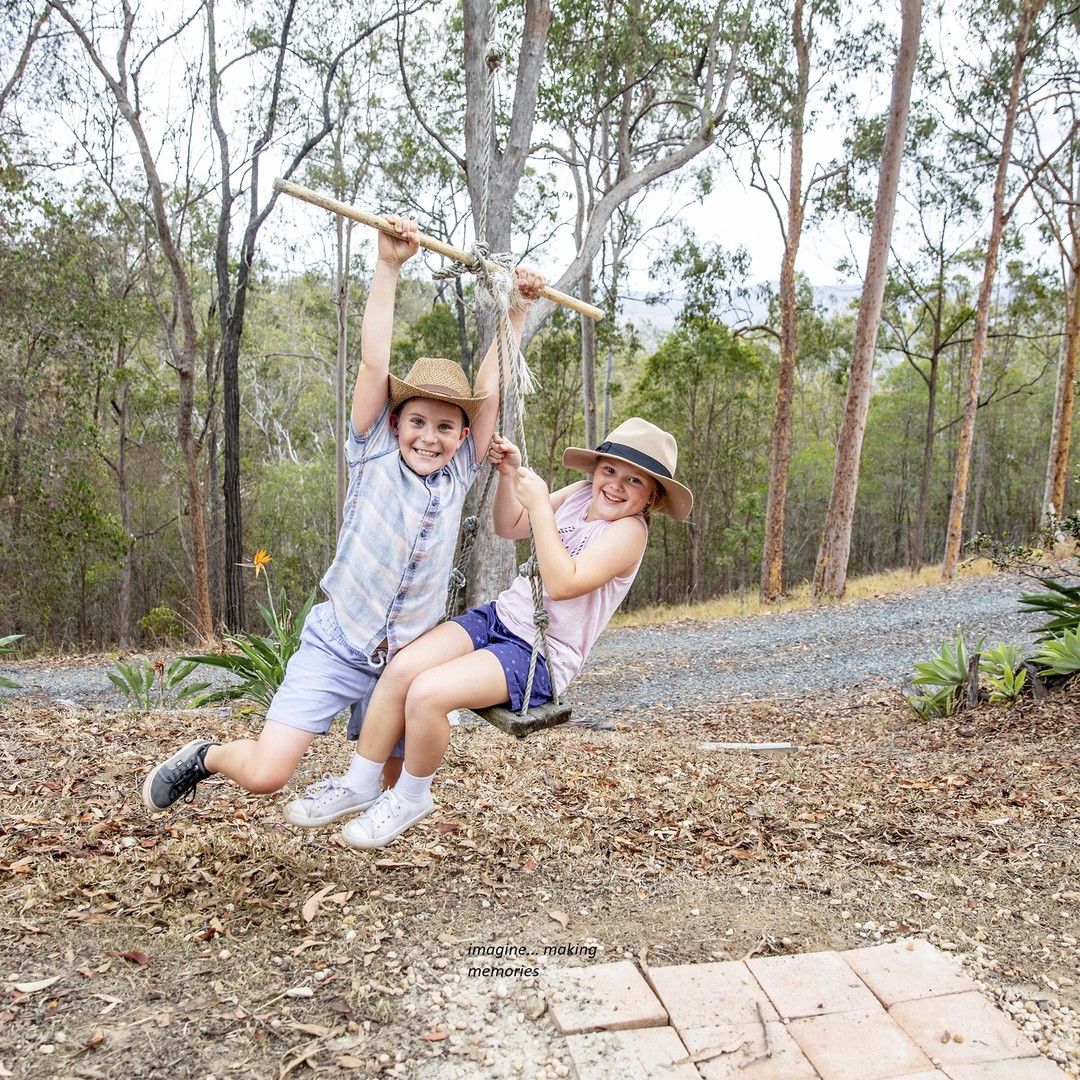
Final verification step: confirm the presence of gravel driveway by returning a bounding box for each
[568,572,1047,724]
[2,573,1047,721]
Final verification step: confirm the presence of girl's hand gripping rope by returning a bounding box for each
[512,466,552,514]
[487,433,522,476]
[512,266,546,308]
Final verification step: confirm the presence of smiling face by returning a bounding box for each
[587,456,659,522]
[390,397,469,476]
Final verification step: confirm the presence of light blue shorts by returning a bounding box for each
[266,601,403,756]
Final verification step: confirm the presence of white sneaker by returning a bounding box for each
[340,788,433,849]
[283,774,379,828]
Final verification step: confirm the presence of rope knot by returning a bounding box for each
[461,515,478,538]
[485,41,504,70]
[532,609,549,631]
[519,556,538,578]
[447,567,466,590]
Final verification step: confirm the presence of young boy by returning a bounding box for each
[142,215,544,822]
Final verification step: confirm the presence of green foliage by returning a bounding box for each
[978,642,1027,705]
[139,605,186,643]
[184,554,316,709]
[1030,629,1080,677]
[905,633,975,719]
[108,657,211,713]
[1018,579,1080,641]
[0,634,24,690]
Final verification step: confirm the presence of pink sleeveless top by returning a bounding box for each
[495,484,646,694]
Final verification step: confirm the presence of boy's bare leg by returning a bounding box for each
[204,722,315,795]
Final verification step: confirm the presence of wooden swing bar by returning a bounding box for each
[273,179,605,322]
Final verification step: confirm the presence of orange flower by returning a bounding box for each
[252,548,272,579]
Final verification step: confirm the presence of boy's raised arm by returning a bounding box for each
[469,267,545,456]
[352,215,419,436]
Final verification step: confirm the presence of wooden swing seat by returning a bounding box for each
[473,700,573,739]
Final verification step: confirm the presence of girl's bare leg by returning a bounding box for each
[354,621,476,765]
[401,650,509,777]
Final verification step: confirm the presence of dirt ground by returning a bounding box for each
[2,672,1079,1079]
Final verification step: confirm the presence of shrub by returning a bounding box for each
[1019,579,1080,641]
[1030,628,1080,677]
[904,632,976,719]
[139,604,186,643]
[978,642,1027,705]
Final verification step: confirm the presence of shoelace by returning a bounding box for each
[163,753,206,804]
[300,774,347,807]
[365,790,406,830]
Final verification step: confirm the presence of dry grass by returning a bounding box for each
[2,680,1078,1078]
[611,560,997,628]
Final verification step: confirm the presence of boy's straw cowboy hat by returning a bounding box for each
[388,357,490,425]
[563,417,694,522]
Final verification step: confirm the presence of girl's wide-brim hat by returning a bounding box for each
[563,417,694,522]
[388,357,490,425]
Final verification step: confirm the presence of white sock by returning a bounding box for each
[344,752,384,795]
[395,767,435,804]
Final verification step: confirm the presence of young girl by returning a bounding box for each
[329,417,693,849]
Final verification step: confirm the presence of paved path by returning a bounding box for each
[547,942,1070,1079]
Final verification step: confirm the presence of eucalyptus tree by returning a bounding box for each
[46,0,217,640]
[205,0,407,631]
[1022,26,1080,519]
[0,1,52,133]
[877,115,979,571]
[744,0,853,601]
[812,0,921,599]
[941,0,1052,578]
[395,0,753,602]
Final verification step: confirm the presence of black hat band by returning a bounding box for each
[595,441,672,479]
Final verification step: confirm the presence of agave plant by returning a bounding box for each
[108,657,212,712]
[978,642,1027,705]
[0,634,24,690]
[904,632,979,719]
[1018,578,1080,641]
[1030,628,1080,677]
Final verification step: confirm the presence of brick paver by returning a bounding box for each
[841,940,978,1007]
[890,991,1041,1067]
[648,961,779,1029]
[546,960,667,1035]
[564,1026,698,1079]
[679,1019,818,1079]
[786,1007,933,1079]
[543,944,1069,1079]
[747,951,880,1019]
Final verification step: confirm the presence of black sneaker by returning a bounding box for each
[142,740,217,811]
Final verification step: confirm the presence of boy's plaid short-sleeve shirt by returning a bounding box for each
[320,404,479,657]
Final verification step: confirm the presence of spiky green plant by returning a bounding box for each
[1019,579,1080,641]
[1030,628,1080,677]
[904,632,977,719]
[978,642,1027,705]
[0,634,24,690]
[183,549,315,709]
[108,657,212,713]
